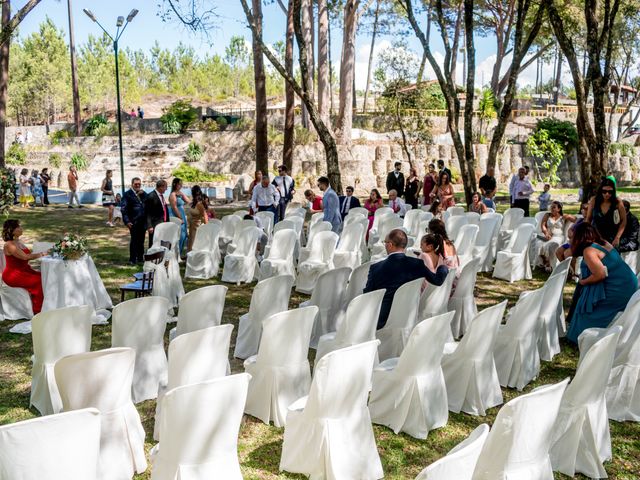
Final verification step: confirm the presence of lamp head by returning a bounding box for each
[83,9,97,22]
[127,9,139,22]
[116,16,125,27]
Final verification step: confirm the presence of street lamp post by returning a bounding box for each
[83,8,138,196]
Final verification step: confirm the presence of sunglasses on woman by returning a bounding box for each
[602,189,614,195]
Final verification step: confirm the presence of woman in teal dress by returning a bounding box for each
[567,222,638,343]
[168,178,190,255]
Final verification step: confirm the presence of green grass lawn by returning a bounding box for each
[1,206,639,479]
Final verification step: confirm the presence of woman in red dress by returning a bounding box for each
[2,219,47,313]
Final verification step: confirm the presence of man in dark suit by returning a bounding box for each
[121,177,148,264]
[386,162,405,197]
[144,179,169,247]
[437,159,452,183]
[338,185,362,220]
[364,229,449,330]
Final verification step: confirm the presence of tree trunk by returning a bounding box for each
[461,0,476,203]
[0,1,8,168]
[300,0,313,129]
[283,0,295,171]
[67,0,81,135]
[317,0,330,124]
[251,0,269,174]
[449,4,463,82]
[336,0,360,144]
[328,15,334,115]
[553,49,562,104]
[362,0,379,113]
[416,0,432,83]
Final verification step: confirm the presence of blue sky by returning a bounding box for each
[19,0,562,89]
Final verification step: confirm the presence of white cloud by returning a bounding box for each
[353,39,392,90]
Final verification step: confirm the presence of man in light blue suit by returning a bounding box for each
[317,176,342,233]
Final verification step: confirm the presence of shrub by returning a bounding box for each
[215,116,228,130]
[0,168,16,214]
[526,129,564,185]
[6,143,26,165]
[294,125,316,145]
[202,118,219,132]
[171,163,228,182]
[84,114,108,136]
[49,153,63,168]
[267,125,284,145]
[49,129,70,145]
[609,143,635,157]
[160,100,198,134]
[185,141,203,163]
[161,116,182,134]
[233,117,253,131]
[534,117,578,151]
[92,122,115,138]
[70,152,89,171]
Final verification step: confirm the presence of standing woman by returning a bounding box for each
[432,172,455,211]
[364,188,384,233]
[422,163,438,206]
[187,185,208,252]
[404,167,420,209]
[30,170,44,206]
[586,177,626,248]
[39,168,51,205]
[101,170,117,227]
[18,168,32,208]
[168,178,190,255]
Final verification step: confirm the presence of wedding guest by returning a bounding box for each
[432,172,455,210]
[187,185,208,252]
[18,168,32,208]
[419,233,446,291]
[137,106,144,119]
[511,166,534,216]
[272,165,295,222]
[388,189,407,217]
[168,178,190,254]
[144,179,169,248]
[586,177,627,247]
[101,170,117,227]
[428,218,460,291]
[538,183,551,211]
[248,170,262,201]
[202,195,216,220]
[2,219,47,313]
[122,177,148,265]
[251,175,280,217]
[404,167,420,209]
[112,193,123,225]
[338,185,361,220]
[469,191,488,215]
[478,167,496,209]
[67,165,82,208]
[437,159,452,183]
[422,163,438,206]
[305,189,323,213]
[364,188,384,233]
[39,168,51,205]
[317,176,341,233]
[386,162,405,197]
[30,170,43,207]
[618,200,640,253]
[534,201,576,271]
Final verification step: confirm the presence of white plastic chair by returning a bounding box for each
[455,224,479,270]
[298,221,332,263]
[300,267,351,348]
[418,269,457,327]
[234,274,294,359]
[0,408,101,480]
[494,288,545,390]
[473,213,502,273]
[151,374,250,480]
[445,215,468,242]
[493,223,535,282]
[442,301,507,415]
[537,272,568,361]
[447,258,481,339]
[169,285,227,341]
[334,222,365,270]
[244,306,318,427]
[472,378,570,479]
[550,327,621,479]
[315,289,385,365]
[55,348,147,479]
[296,231,339,294]
[259,228,297,280]
[30,305,92,416]
[151,221,181,262]
[280,341,384,480]
[111,296,170,403]
[255,210,274,238]
[496,207,524,251]
[184,221,222,279]
[0,251,34,320]
[376,278,423,362]
[370,313,454,439]
[415,424,489,480]
[218,214,241,255]
[221,225,262,284]
[154,324,233,441]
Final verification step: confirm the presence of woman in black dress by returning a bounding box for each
[101,169,117,227]
[404,167,420,209]
[586,177,626,247]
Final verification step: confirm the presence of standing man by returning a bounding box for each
[437,159,452,183]
[317,176,341,233]
[144,179,169,247]
[387,189,407,217]
[67,165,82,208]
[512,167,534,216]
[39,168,50,206]
[386,162,405,197]
[121,177,148,265]
[251,174,280,218]
[137,106,144,119]
[338,185,361,220]
[478,167,497,209]
[272,165,295,222]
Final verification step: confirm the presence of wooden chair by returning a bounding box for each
[120,250,165,302]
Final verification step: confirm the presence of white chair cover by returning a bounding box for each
[255,210,274,238]
[493,223,535,282]
[234,274,294,359]
[232,209,247,218]
[151,374,250,480]
[0,408,101,480]
[0,251,34,321]
[537,272,568,361]
[465,211,480,225]
[621,250,639,274]
[184,221,222,279]
[455,224,479,270]
[30,305,92,415]
[111,296,170,403]
[550,328,621,479]
[447,258,481,339]
[442,301,507,415]
[370,313,453,439]
[301,267,351,348]
[370,216,405,261]
[280,341,384,480]
[418,269,457,329]
[296,231,339,294]
[348,206,369,218]
[315,289,385,365]
[334,222,365,270]
[472,379,569,480]
[143,245,185,308]
[306,212,325,242]
[169,285,227,341]
[449,205,465,216]
[259,229,297,280]
[496,207,524,251]
[550,256,572,337]
[154,324,233,440]
[376,278,423,361]
[298,221,332,264]
[55,348,147,479]
[244,306,318,427]
[445,215,468,242]
[473,213,502,273]
[494,288,544,390]
[368,208,393,245]
[285,206,306,218]
[343,211,366,227]
[221,225,262,284]
[415,424,489,480]
[218,214,241,255]
[151,221,181,262]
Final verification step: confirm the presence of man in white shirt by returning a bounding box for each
[251,175,280,217]
[512,166,534,216]
[272,165,295,222]
[388,189,407,217]
[509,165,529,206]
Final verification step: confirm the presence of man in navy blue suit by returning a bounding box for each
[364,229,449,329]
[121,177,148,265]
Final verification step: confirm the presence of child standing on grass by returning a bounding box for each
[538,183,551,211]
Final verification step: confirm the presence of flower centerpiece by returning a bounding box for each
[52,233,88,260]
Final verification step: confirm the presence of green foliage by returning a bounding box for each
[171,163,227,182]
[416,82,447,110]
[202,118,219,132]
[49,153,63,168]
[185,141,203,163]
[609,143,635,157]
[0,168,16,215]
[294,125,317,145]
[534,118,579,151]
[526,129,564,185]
[70,152,89,171]
[215,116,228,130]
[161,100,198,134]
[267,125,284,145]
[478,89,497,121]
[232,117,254,131]
[49,129,70,145]
[84,114,108,136]
[6,143,26,165]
